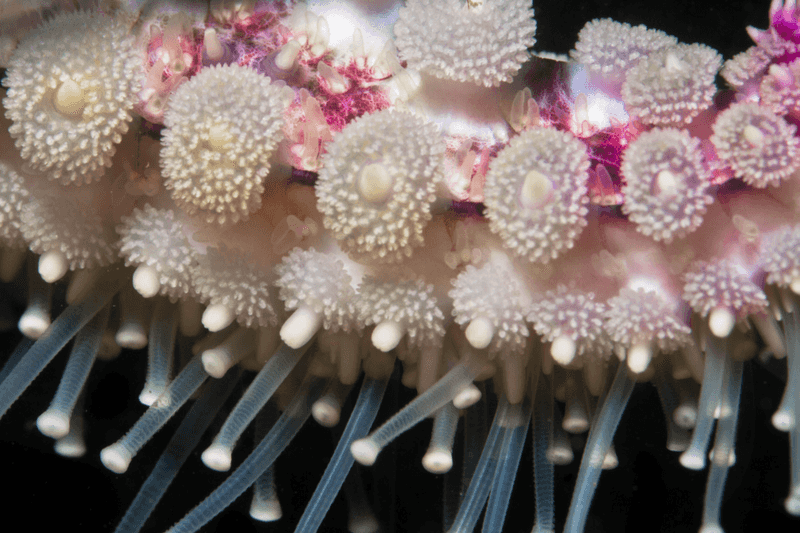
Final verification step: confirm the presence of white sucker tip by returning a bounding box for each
[312,397,341,427]
[452,383,481,409]
[38,250,68,283]
[280,306,322,349]
[679,450,706,470]
[201,349,230,379]
[771,410,794,431]
[351,438,380,466]
[36,410,70,439]
[202,303,236,332]
[709,306,736,338]
[138,387,164,406]
[422,450,453,474]
[18,312,50,339]
[465,317,494,350]
[115,327,148,350]
[100,445,132,474]
[371,320,403,352]
[201,444,233,472]
[250,500,283,522]
[627,341,652,374]
[550,335,577,366]
[55,437,86,458]
[132,265,160,298]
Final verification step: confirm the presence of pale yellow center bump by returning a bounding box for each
[520,169,553,208]
[53,78,85,116]
[358,163,392,203]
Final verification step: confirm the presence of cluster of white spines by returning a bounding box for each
[192,246,278,330]
[160,64,289,225]
[622,43,721,125]
[620,128,713,242]
[682,261,767,323]
[315,109,444,263]
[0,161,30,247]
[483,128,590,264]
[274,248,357,333]
[528,286,612,364]
[710,101,800,188]
[117,205,200,301]
[605,288,692,364]
[449,260,529,356]
[393,0,536,87]
[19,194,116,272]
[2,10,140,184]
[759,60,800,117]
[571,18,677,83]
[357,277,445,352]
[762,225,800,291]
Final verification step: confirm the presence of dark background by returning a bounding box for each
[2,1,796,532]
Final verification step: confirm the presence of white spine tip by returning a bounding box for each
[132,265,161,298]
[250,500,283,522]
[100,445,132,474]
[371,320,404,352]
[771,410,794,431]
[138,388,164,406]
[422,450,453,474]
[18,311,50,339]
[115,327,148,350]
[280,306,322,349]
[312,398,341,427]
[351,438,380,466]
[201,444,233,472]
[709,307,736,338]
[550,335,577,366]
[55,438,86,458]
[36,410,70,439]
[627,341,653,374]
[202,303,236,332]
[679,450,706,470]
[452,383,482,409]
[38,250,69,284]
[465,317,495,350]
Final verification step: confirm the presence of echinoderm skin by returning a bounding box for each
[1,1,798,532]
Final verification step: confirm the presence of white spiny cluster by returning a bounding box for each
[620,128,713,242]
[759,59,800,117]
[721,46,772,89]
[192,246,278,329]
[605,288,692,353]
[483,128,590,264]
[19,195,116,271]
[711,101,800,188]
[682,261,767,320]
[571,18,677,83]
[160,64,289,225]
[393,0,536,87]
[315,109,444,263]
[117,205,200,301]
[528,286,613,360]
[357,277,445,351]
[762,225,800,290]
[274,248,357,332]
[2,10,140,184]
[622,43,721,125]
[449,261,529,356]
[0,161,30,247]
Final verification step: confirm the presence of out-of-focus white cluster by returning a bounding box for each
[0,161,30,247]
[682,261,767,320]
[315,109,444,263]
[357,277,445,351]
[622,43,721,125]
[274,248,357,332]
[20,195,116,271]
[759,60,800,117]
[393,0,536,87]
[605,288,692,353]
[721,46,772,89]
[711,101,800,188]
[160,64,289,225]
[2,10,140,184]
[483,128,589,264]
[528,286,613,361]
[620,128,713,242]
[449,260,529,356]
[192,246,279,329]
[571,18,677,83]
[117,205,200,301]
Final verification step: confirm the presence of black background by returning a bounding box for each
[2,1,797,532]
